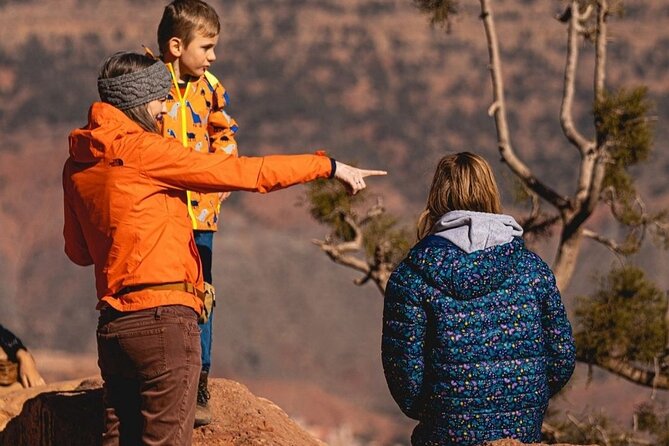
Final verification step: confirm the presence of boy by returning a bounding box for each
[0,324,45,394]
[154,0,238,426]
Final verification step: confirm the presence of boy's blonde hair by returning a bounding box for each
[157,0,220,55]
[417,152,502,239]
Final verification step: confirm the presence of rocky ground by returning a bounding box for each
[0,377,595,446]
[191,378,325,446]
[0,378,323,446]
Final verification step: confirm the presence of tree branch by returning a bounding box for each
[569,149,609,232]
[660,293,669,374]
[570,0,610,221]
[312,239,370,273]
[312,204,394,294]
[312,212,370,274]
[581,4,594,22]
[578,355,669,389]
[581,228,627,253]
[594,0,609,104]
[479,0,571,211]
[560,1,598,212]
[353,241,393,293]
[519,213,561,239]
[601,188,666,251]
[359,200,385,226]
[560,1,595,154]
[602,186,643,227]
[529,191,541,221]
[541,421,566,443]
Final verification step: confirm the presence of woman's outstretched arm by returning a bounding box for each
[136,133,386,194]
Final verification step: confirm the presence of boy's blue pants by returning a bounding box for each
[194,230,214,373]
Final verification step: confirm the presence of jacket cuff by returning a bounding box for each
[314,150,336,179]
[329,158,336,179]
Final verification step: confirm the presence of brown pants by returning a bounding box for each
[97,305,201,446]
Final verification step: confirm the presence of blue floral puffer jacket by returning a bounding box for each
[382,232,575,446]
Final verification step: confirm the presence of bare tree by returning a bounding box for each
[458,0,669,391]
[308,0,669,395]
[473,0,665,291]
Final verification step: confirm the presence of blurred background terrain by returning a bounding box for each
[0,0,668,443]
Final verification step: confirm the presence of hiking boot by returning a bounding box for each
[194,370,212,427]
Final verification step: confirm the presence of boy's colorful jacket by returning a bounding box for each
[63,102,332,314]
[382,211,575,446]
[161,62,239,231]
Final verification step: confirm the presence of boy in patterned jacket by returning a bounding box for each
[154,0,238,426]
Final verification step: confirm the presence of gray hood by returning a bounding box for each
[431,210,523,253]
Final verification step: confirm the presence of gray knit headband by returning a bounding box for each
[97,61,172,110]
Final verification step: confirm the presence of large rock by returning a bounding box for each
[0,377,102,445]
[0,377,324,446]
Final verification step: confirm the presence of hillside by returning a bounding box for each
[0,0,668,443]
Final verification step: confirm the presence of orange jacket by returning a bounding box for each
[162,64,239,231]
[63,102,333,313]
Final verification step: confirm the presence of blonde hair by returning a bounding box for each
[157,0,220,55]
[417,152,502,239]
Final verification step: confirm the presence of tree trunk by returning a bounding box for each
[552,224,584,292]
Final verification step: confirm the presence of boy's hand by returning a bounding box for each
[16,349,46,388]
[334,161,387,195]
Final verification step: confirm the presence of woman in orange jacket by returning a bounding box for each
[63,51,385,446]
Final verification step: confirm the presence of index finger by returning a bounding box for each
[360,170,387,177]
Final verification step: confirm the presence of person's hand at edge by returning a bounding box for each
[334,161,387,195]
[15,349,46,388]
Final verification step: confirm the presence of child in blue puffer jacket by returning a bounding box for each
[382,152,575,446]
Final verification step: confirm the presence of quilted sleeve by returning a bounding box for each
[382,262,427,420]
[540,266,576,396]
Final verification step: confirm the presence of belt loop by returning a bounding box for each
[155,306,162,320]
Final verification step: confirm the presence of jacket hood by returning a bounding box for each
[68,102,142,163]
[405,212,526,300]
[431,210,523,253]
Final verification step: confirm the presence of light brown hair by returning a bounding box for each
[157,0,221,55]
[417,152,502,239]
[98,52,161,134]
